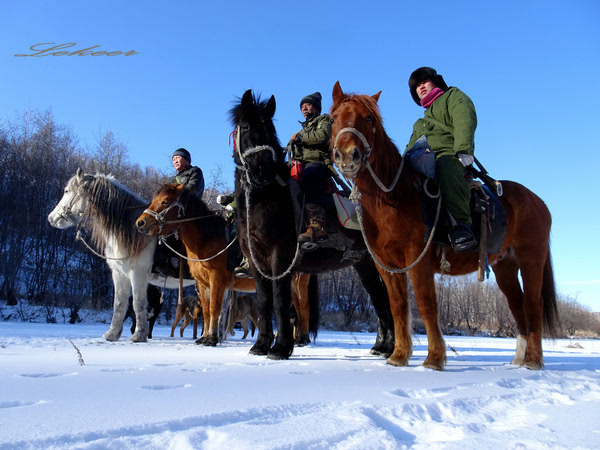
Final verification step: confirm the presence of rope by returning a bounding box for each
[350,183,443,274]
[243,183,302,281]
[76,229,131,261]
[158,234,238,263]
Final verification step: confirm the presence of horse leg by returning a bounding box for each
[491,254,529,365]
[196,279,224,347]
[292,273,311,346]
[250,274,274,356]
[378,271,412,366]
[103,272,130,341]
[517,256,548,369]
[269,275,294,360]
[197,286,211,341]
[409,268,446,371]
[354,260,395,357]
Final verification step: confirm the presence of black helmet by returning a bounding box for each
[408,67,448,105]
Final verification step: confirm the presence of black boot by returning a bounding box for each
[448,223,477,254]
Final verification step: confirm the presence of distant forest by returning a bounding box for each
[1,109,598,337]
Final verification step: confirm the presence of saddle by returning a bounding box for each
[289,176,362,261]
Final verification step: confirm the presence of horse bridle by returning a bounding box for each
[332,125,375,167]
[234,124,287,188]
[142,196,185,238]
[333,122,405,194]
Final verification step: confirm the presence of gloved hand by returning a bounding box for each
[217,194,227,205]
[293,133,303,144]
[225,205,234,212]
[458,153,474,167]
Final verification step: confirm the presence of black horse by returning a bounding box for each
[229,90,395,360]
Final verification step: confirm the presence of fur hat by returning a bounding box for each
[408,67,448,105]
[172,147,191,163]
[300,92,322,114]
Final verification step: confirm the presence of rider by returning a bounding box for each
[154,148,205,276]
[216,193,252,279]
[288,92,332,245]
[168,148,205,198]
[405,67,478,253]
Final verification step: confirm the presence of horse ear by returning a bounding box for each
[332,81,347,106]
[265,95,276,119]
[242,89,253,107]
[372,91,382,103]
[76,168,84,181]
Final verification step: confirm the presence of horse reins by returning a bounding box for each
[144,195,238,263]
[234,124,303,281]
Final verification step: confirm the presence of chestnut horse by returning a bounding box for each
[330,82,560,370]
[136,184,315,345]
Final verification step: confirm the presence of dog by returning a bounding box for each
[170,295,203,339]
[225,294,259,340]
[126,285,163,339]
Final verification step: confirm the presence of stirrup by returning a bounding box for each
[301,241,319,252]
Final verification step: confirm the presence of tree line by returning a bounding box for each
[1,109,598,337]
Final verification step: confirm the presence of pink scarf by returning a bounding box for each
[420,87,444,108]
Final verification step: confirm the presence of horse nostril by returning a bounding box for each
[352,148,361,163]
[137,219,145,228]
[333,149,341,162]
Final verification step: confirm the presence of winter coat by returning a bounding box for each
[168,165,205,197]
[405,87,477,158]
[289,113,332,166]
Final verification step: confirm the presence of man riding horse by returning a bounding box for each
[405,67,478,253]
[288,92,333,246]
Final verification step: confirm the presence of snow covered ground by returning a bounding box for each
[1,321,600,449]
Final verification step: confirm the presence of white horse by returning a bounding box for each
[48,168,158,342]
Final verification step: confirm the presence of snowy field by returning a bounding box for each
[1,322,600,449]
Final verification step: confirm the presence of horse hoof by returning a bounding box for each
[386,352,410,367]
[522,358,544,370]
[103,332,121,342]
[249,343,269,355]
[422,361,445,371]
[267,351,290,360]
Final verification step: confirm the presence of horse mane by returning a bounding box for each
[228,92,285,164]
[81,173,149,257]
[157,184,226,242]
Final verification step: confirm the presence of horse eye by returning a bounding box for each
[330,118,334,124]
[365,115,373,122]
[161,200,168,205]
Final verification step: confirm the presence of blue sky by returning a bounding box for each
[2,1,599,311]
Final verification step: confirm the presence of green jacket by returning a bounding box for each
[405,87,477,158]
[289,113,332,165]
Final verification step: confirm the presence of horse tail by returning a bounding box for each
[542,246,562,338]
[308,274,319,342]
[251,318,256,337]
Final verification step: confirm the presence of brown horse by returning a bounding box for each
[136,183,313,345]
[330,82,560,370]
